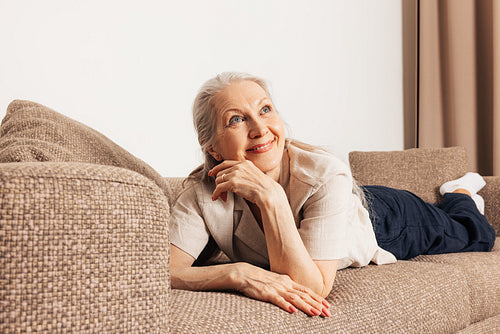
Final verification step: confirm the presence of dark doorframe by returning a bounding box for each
[402,0,419,148]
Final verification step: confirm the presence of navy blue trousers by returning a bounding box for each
[362,185,496,260]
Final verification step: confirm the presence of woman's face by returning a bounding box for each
[210,80,285,180]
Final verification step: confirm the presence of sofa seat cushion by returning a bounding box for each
[411,237,500,323]
[170,261,470,334]
[457,313,500,333]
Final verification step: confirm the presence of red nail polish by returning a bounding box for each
[311,308,321,316]
[322,300,331,308]
[323,308,332,317]
[289,306,297,313]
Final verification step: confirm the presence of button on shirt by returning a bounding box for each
[169,144,396,270]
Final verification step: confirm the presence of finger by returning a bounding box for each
[293,283,327,306]
[212,173,256,202]
[269,295,298,314]
[242,283,298,315]
[211,186,225,201]
[283,292,323,317]
[254,284,324,317]
[214,170,240,186]
[300,291,330,317]
[208,160,240,177]
[211,180,232,202]
[287,288,331,317]
[212,171,233,202]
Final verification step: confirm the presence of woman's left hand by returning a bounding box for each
[208,160,283,207]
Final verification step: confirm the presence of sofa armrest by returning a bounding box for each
[480,176,500,236]
[0,162,170,332]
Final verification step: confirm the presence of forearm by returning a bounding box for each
[258,190,327,295]
[172,258,331,316]
[171,262,241,291]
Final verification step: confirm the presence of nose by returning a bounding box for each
[248,118,269,139]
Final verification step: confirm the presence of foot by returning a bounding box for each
[440,172,486,196]
[472,194,485,215]
[452,188,471,197]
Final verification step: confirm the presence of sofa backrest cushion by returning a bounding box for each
[349,147,468,204]
[0,99,172,203]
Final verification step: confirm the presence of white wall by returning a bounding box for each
[0,0,403,177]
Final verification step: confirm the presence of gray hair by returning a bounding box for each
[188,72,271,183]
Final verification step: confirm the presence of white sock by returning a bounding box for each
[472,194,485,215]
[439,172,486,196]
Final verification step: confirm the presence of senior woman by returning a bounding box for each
[169,72,496,317]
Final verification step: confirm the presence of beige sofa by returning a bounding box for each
[1,100,499,333]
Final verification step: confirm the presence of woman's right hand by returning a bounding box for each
[171,245,331,317]
[231,262,332,317]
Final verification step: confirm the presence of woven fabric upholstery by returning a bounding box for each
[481,176,500,235]
[0,162,170,333]
[166,177,185,205]
[457,314,500,334]
[411,238,500,324]
[170,261,470,334]
[349,146,467,204]
[0,100,172,204]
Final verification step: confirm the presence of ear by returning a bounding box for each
[208,146,223,161]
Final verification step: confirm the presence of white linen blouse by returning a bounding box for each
[169,144,397,270]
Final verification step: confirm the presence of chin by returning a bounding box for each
[252,156,282,174]
[247,142,284,171]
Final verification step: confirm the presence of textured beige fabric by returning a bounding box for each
[412,238,500,324]
[349,146,467,203]
[481,176,500,235]
[170,261,470,333]
[457,314,500,334]
[0,162,170,333]
[0,100,172,204]
[166,177,185,205]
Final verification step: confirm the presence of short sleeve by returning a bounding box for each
[298,171,391,268]
[298,171,354,260]
[169,185,210,259]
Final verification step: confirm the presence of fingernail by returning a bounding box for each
[322,300,331,308]
[289,306,297,313]
[311,308,321,316]
[323,308,332,317]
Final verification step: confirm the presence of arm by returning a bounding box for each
[1,162,170,332]
[209,160,339,298]
[170,244,331,316]
[257,185,339,297]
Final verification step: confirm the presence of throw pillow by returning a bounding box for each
[349,146,468,204]
[0,99,172,203]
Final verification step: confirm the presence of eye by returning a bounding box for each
[228,115,244,125]
[260,105,271,114]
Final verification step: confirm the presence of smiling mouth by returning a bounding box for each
[246,140,275,153]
